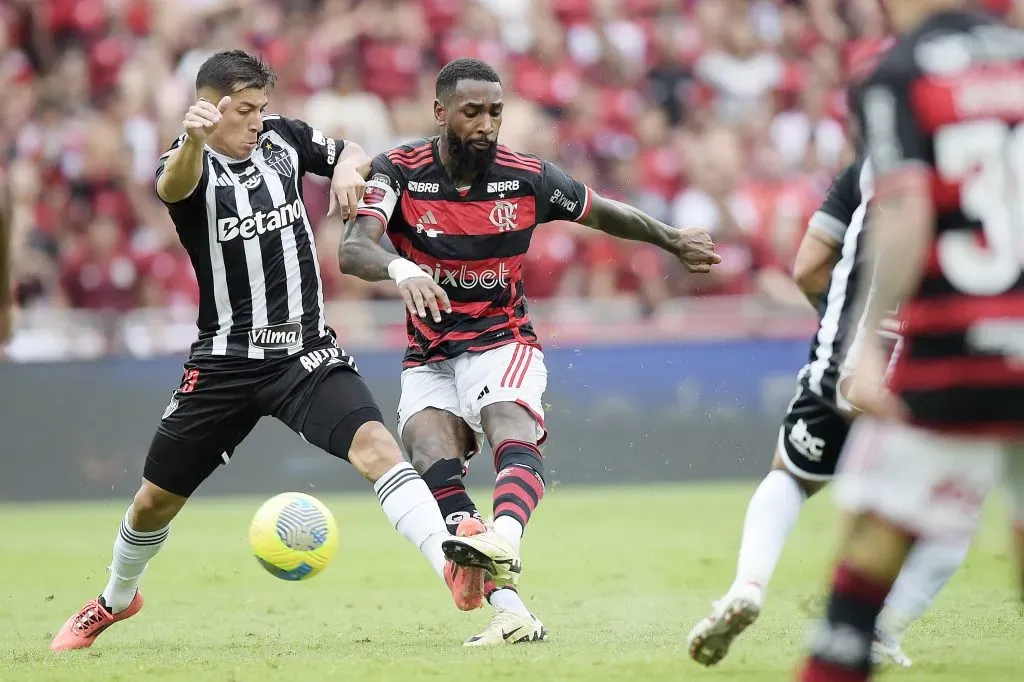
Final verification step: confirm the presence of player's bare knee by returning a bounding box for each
[402,408,471,474]
[132,481,187,530]
[480,401,537,446]
[349,421,404,482]
[407,443,448,476]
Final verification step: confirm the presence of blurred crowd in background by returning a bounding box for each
[2,0,1020,353]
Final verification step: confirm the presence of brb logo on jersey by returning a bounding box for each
[489,200,518,232]
[218,199,303,242]
[487,180,520,194]
[420,262,511,289]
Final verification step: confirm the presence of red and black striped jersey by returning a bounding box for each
[356,137,592,367]
[853,10,1024,437]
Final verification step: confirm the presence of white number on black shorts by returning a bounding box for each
[935,120,1024,295]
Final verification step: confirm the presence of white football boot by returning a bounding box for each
[464,607,547,647]
[686,582,763,666]
[872,628,913,668]
[442,531,522,589]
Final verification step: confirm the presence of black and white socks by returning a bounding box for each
[101,506,169,613]
[374,462,450,582]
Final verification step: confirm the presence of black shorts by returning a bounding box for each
[144,342,384,497]
[777,384,851,481]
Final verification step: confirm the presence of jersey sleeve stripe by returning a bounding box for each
[576,185,593,222]
[388,149,432,165]
[391,155,435,170]
[495,157,542,174]
[388,143,432,159]
[496,147,542,170]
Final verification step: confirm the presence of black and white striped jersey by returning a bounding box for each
[155,115,344,360]
[798,155,875,406]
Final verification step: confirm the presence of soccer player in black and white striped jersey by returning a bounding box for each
[49,50,507,652]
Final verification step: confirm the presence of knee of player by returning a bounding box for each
[131,482,186,529]
[349,421,405,481]
[406,442,454,476]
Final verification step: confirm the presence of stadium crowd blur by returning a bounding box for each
[2,0,1018,359]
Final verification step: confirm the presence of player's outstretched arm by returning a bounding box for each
[580,193,722,273]
[339,215,451,322]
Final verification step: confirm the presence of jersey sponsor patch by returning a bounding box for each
[249,322,303,350]
[549,188,579,215]
[408,181,440,193]
[217,198,303,242]
[487,180,520,193]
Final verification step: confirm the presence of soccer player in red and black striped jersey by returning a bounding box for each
[341,57,720,645]
[800,2,1024,680]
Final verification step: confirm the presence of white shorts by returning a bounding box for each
[396,342,548,453]
[834,418,1024,541]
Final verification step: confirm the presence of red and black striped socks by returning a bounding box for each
[491,439,545,549]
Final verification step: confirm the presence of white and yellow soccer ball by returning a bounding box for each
[249,492,338,581]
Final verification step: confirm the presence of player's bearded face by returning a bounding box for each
[446,125,497,176]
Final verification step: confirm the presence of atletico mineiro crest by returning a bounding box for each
[262,139,294,177]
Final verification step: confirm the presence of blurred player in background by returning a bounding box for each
[800,1,1024,680]
[340,57,720,646]
[49,50,504,652]
[687,152,971,668]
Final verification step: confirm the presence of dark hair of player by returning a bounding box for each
[196,50,277,95]
[435,58,501,103]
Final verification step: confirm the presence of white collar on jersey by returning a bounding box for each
[205,143,254,165]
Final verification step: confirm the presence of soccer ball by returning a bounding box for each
[249,492,338,581]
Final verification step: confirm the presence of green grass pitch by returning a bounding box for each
[1,483,1021,681]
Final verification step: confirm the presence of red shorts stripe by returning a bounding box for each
[506,345,530,388]
[501,345,523,388]
[514,347,534,388]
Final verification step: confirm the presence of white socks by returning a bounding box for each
[374,462,450,582]
[728,470,807,597]
[878,534,972,642]
[489,515,529,616]
[489,586,531,617]
[101,506,169,613]
[493,515,524,553]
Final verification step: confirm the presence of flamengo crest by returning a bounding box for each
[489,200,518,232]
